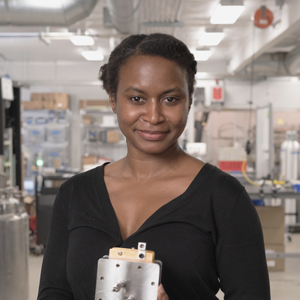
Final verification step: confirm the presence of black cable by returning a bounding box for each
[246,23,256,155]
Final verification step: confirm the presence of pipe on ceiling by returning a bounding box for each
[105,0,184,35]
[105,0,141,34]
[239,50,300,77]
[244,53,289,77]
[0,0,98,27]
[285,47,300,76]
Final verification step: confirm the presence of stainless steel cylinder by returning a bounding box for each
[0,155,4,173]
[0,190,29,300]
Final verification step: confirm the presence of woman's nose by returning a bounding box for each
[142,99,165,124]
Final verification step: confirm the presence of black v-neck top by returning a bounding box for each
[37,163,270,300]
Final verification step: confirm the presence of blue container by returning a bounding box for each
[293,184,300,193]
[252,199,265,206]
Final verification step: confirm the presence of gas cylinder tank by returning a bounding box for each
[283,131,300,181]
[0,188,29,300]
[280,138,288,180]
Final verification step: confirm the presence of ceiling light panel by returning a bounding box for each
[210,3,245,24]
[191,50,212,61]
[198,32,225,46]
[82,51,104,61]
[70,35,94,46]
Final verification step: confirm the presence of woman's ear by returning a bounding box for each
[110,95,117,114]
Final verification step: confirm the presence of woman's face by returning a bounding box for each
[110,55,191,155]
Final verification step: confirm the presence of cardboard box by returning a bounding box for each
[262,227,285,245]
[43,94,55,109]
[51,179,65,188]
[82,115,93,125]
[255,206,285,244]
[265,244,285,271]
[53,93,69,109]
[30,93,69,109]
[22,100,43,110]
[106,130,119,143]
[31,93,52,109]
[79,100,110,110]
[99,131,120,143]
[30,93,50,109]
[82,155,98,168]
[31,93,43,102]
[51,158,62,169]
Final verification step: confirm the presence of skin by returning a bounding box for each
[103,55,205,300]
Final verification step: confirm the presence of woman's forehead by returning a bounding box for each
[121,54,182,70]
[118,55,188,88]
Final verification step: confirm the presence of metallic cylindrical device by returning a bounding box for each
[0,188,29,300]
[280,138,288,180]
[280,131,300,181]
[285,131,300,181]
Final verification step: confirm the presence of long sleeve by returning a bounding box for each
[216,188,271,300]
[37,183,74,300]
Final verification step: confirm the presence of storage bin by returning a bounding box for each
[46,124,67,143]
[42,142,69,169]
[26,125,45,143]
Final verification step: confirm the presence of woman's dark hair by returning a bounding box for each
[99,33,197,97]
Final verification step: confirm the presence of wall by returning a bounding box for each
[2,60,300,169]
[196,77,300,110]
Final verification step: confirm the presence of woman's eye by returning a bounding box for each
[165,97,177,103]
[131,96,142,102]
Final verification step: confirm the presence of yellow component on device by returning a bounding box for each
[273,180,285,185]
[109,247,155,263]
[241,160,261,186]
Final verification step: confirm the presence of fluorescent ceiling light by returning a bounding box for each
[191,50,212,61]
[70,35,94,46]
[198,32,225,46]
[45,32,73,37]
[82,51,104,61]
[210,4,245,24]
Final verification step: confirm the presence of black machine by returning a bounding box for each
[35,175,68,246]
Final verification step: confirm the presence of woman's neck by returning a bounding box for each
[120,142,187,181]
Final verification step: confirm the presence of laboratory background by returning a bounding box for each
[0,0,300,299]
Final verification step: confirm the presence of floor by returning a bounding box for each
[28,235,300,300]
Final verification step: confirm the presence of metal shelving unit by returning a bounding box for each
[80,108,127,168]
[21,109,71,189]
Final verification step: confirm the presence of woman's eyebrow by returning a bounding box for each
[162,87,181,94]
[124,86,145,94]
[124,87,182,94]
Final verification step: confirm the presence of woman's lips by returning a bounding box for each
[136,130,169,141]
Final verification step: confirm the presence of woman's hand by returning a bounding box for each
[157,284,169,300]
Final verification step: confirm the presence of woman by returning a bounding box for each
[38,33,270,300]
